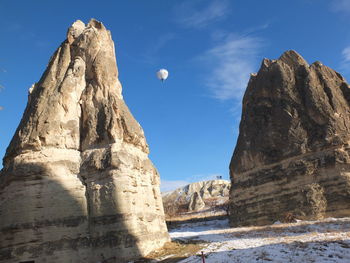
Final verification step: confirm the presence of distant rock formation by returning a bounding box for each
[229,50,350,226]
[162,180,230,213]
[188,192,206,211]
[0,19,169,263]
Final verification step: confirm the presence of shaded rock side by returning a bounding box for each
[0,19,169,263]
[229,50,350,227]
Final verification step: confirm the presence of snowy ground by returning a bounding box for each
[164,217,350,263]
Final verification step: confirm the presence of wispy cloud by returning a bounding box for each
[161,179,190,192]
[175,0,230,29]
[140,33,176,65]
[340,46,350,74]
[342,46,350,62]
[0,86,4,110]
[331,0,350,13]
[198,34,263,100]
[244,22,270,35]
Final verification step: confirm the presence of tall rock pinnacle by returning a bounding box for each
[0,19,169,262]
[229,50,350,226]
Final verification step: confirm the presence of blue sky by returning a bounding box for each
[1,0,350,192]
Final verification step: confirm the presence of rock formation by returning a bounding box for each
[0,19,169,263]
[188,192,206,211]
[229,50,350,226]
[162,180,230,213]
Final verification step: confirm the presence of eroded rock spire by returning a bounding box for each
[229,50,350,226]
[0,19,169,263]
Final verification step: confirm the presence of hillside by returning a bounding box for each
[162,180,230,219]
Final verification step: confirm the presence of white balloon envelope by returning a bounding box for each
[156,69,169,82]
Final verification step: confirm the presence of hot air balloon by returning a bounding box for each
[156,69,169,82]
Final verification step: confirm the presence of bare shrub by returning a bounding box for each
[163,201,188,218]
[284,212,297,223]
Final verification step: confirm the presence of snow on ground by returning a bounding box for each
[169,217,350,263]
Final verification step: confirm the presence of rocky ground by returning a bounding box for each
[135,217,350,262]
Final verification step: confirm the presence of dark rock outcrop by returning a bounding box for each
[229,50,350,226]
[0,19,169,263]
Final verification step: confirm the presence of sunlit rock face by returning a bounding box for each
[229,50,350,227]
[0,19,169,263]
[162,180,230,212]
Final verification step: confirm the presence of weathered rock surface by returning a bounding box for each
[229,50,350,227]
[188,192,206,211]
[0,19,169,263]
[162,180,230,213]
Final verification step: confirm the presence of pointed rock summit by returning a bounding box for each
[0,19,169,262]
[229,50,350,226]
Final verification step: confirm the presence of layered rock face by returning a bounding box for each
[230,50,350,226]
[0,19,169,263]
